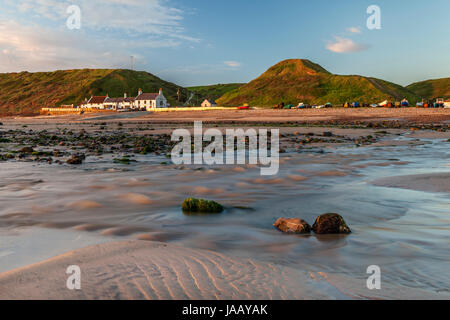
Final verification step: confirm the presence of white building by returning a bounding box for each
[104,93,135,110]
[134,88,168,110]
[81,95,109,109]
[201,99,217,107]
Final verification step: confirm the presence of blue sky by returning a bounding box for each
[0,0,449,86]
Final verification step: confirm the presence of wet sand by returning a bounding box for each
[1,109,449,300]
[373,173,450,194]
[1,240,447,300]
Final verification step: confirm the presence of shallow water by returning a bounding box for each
[0,133,449,296]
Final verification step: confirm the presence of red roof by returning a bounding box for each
[135,93,159,101]
[88,96,108,104]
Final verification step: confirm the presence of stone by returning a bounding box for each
[182,198,224,214]
[19,146,34,153]
[274,218,311,234]
[66,154,85,165]
[312,213,351,234]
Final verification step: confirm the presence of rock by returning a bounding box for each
[182,198,224,214]
[113,157,137,165]
[19,146,34,153]
[312,213,351,234]
[66,154,85,165]
[323,131,333,137]
[274,218,311,234]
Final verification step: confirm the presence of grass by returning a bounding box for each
[0,69,189,116]
[406,78,450,100]
[187,83,245,103]
[217,59,419,107]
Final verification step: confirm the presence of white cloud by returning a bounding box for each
[0,20,138,72]
[326,37,369,53]
[224,61,241,68]
[0,0,199,72]
[347,26,361,34]
[11,0,194,38]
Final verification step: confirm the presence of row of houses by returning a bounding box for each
[80,88,169,111]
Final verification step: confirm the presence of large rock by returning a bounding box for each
[312,213,351,234]
[66,154,85,165]
[19,146,34,153]
[274,218,311,234]
[182,198,224,214]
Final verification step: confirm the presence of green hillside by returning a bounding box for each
[0,69,189,116]
[406,78,450,100]
[217,59,418,107]
[187,83,245,102]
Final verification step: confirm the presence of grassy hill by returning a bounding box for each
[406,78,450,100]
[217,59,418,107]
[187,83,245,102]
[0,69,189,116]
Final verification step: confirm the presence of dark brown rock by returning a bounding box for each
[274,218,311,234]
[66,154,85,165]
[312,213,351,234]
[19,146,34,153]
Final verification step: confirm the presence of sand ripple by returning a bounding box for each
[1,240,446,300]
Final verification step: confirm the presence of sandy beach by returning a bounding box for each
[3,107,450,127]
[1,108,449,300]
[1,240,448,300]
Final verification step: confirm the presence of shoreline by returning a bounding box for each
[2,108,450,127]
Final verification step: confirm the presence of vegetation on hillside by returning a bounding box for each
[0,69,189,116]
[187,83,245,103]
[406,78,450,100]
[217,59,418,107]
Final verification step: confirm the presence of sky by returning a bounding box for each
[0,0,449,87]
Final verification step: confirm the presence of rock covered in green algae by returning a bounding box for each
[312,213,351,234]
[182,198,224,214]
[274,218,311,234]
